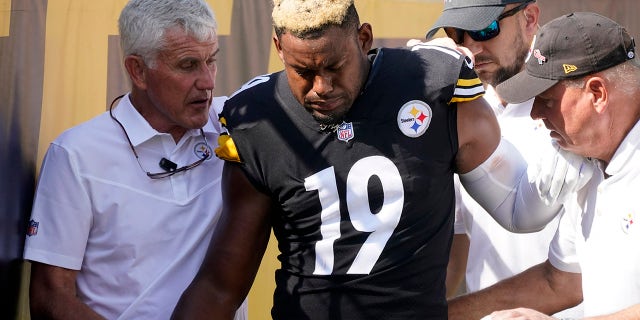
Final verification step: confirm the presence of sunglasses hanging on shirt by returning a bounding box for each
[109,94,210,179]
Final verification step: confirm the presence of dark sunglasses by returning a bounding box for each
[453,1,533,43]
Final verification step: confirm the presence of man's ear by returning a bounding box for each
[124,55,147,90]
[357,23,373,53]
[522,3,540,36]
[586,76,608,113]
[273,35,285,63]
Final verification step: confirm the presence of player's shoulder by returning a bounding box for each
[381,45,471,83]
[377,45,463,66]
[220,72,284,129]
[228,73,279,102]
[407,42,465,62]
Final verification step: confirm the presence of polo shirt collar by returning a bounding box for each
[112,94,217,147]
[605,120,640,176]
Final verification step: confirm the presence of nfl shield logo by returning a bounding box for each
[27,219,39,237]
[337,122,354,143]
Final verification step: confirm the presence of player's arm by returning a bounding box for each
[446,233,470,298]
[29,262,105,319]
[456,98,550,232]
[446,180,470,298]
[455,97,501,174]
[456,97,594,232]
[448,260,583,320]
[172,162,272,319]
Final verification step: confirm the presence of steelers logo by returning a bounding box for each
[194,142,212,160]
[397,100,432,138]
[621,212,635,234]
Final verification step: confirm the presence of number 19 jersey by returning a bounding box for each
[218,46,484,319]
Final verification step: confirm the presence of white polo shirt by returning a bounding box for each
[24,95,247,319]
[549,120,640,317]
[455,86,582,317]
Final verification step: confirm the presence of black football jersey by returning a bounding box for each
[219,45,483,319]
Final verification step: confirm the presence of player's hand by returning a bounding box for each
[481,307,556,319]
[534,141,595,206]
[406,38,475,65]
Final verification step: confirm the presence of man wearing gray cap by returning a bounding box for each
[427,0,537,88]
[426,3,583,318]
[448,12,640,320]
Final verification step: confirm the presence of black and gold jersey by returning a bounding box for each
[218,46,483,319]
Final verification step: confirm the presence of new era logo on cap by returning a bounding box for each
[563,64,578,74]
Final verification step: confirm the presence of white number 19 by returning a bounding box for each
[304,156,404,275]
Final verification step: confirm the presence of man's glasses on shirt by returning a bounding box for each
[452,1,533,43]
[109,95,210,179]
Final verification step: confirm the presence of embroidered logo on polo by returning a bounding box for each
[621,212,635,234]
[397,100,432,138]
[194,142,212,160]
[27,219,39,237]
[337,122,354,143]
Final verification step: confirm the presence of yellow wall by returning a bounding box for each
[0,0,10,36]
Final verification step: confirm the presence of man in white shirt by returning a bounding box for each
[427,2,581,318]
[449,12,640,319]
[23,0,247,318]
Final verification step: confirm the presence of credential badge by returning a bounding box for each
[397,100,432,138]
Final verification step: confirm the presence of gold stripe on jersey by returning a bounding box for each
[451,95,484,103]
[451,76,484,104]
[456,78,482,87]
[215,133,242,162]
[215,116,241,162]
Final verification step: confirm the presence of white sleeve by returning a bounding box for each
[459,138,563,233]
[23,143,92,269]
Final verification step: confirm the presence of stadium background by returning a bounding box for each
[1,0,638,318]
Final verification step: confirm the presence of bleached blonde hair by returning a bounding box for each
[272,0,359,38]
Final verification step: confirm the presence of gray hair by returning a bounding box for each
[118,0,217,67]
[563,58,640,96]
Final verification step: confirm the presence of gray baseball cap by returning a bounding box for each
[426,0,530,39]
[497,12,636,103]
